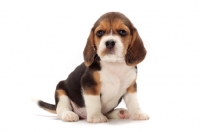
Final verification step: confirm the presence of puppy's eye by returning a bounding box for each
[118,30,127,36]
[96,30,104,37]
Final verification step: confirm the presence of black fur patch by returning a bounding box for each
[55,56,101,107]
[38,100,56,110]
[134,82,137,92]
[81,55,101,94]
[62,63,86,107]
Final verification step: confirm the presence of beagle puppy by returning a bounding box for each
[34,12,149,123]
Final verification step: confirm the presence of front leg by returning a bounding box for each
[124,82,149,120]
[83,94,108,123]
[82,71,107,123]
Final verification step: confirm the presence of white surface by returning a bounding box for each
[1,0,200,131]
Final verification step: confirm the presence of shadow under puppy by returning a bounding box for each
[33,12,149,123]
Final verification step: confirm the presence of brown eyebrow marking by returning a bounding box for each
[95,21,111,34]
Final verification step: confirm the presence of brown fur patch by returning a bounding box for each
[125,30,146,66]
[95,21,111,34]
[56,89,67,97]
[126,85,136,93]
[126,81,137,93]
[83,71,101,95]
[43,108,56,114]
[83,30,95,67]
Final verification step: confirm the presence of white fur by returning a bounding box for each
[124,92,149,120]
[56,95,79,122]
[96,34,138,115]
[31,97,39,105]
[97,35,124,62]
[83,95,108,123]
[99,61,137,114]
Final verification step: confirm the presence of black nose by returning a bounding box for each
[105,40,115,49]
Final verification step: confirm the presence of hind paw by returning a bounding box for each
[106,108,129,119]
[118,109,129,119]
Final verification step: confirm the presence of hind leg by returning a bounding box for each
[105,108,129,119]
[56,89,79,122]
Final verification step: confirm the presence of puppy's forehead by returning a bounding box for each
[93,12,134,33]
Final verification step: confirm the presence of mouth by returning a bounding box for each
[98,47,125,63]
[106,48,115,54]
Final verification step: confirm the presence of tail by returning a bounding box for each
[32,97,56,114]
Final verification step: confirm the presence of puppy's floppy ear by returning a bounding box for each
[83,28,96,67]
[125,28,146,66]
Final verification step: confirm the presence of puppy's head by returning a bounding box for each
[83,12,146,66]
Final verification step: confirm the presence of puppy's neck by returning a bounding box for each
[100,61,134,74]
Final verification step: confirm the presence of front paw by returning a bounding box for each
[130,111,149,120]
[60,111,79,122]
[87,114,108,123]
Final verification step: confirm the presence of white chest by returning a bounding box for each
[98,62,137,114]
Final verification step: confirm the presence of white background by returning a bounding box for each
[0,0,200,131]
